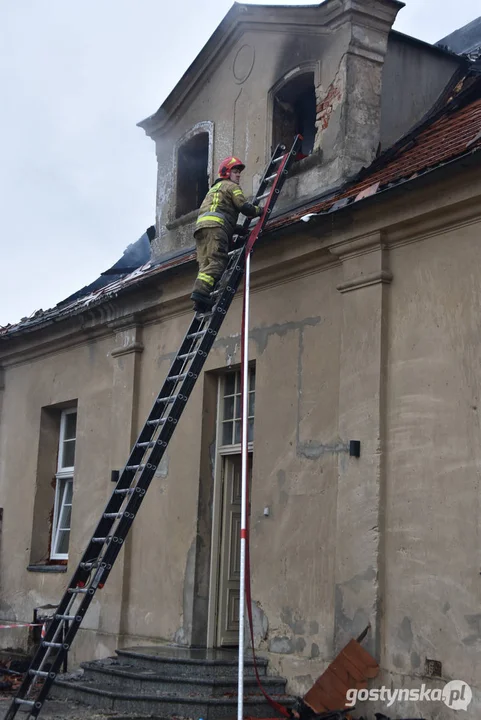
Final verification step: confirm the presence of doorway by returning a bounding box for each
[207,368,255,648]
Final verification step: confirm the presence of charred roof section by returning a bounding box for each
[3,73,481,341]
[437,16,481,58]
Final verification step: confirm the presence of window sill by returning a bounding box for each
[287,148,323,178]
[27,564,67,573]
[166,209,198,231]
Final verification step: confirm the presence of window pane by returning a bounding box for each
[224,374,235,396]
[62,439,76,468]
[58,504,72,531]
[220,370,255,447]
[223,395,235,421]
[52,478,73,558]
[234,420,242,444]
[55,530,70,555]
[222,421,233,446]
[248,392,255,417]
[64,412,77,441]
[64,480,73,504]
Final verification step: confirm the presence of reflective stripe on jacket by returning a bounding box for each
[195,179,259,238]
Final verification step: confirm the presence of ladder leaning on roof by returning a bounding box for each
[5,134,302,720]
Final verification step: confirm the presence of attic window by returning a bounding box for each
[176,132,209,218]
[272,72,316,159]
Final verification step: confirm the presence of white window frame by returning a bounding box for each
[218,367,255,455]
[51,408,77,560]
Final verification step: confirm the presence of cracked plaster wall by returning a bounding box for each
[0,205,479,716]
[383,222,481,704]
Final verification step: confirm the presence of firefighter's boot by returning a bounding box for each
[191,290,215,313]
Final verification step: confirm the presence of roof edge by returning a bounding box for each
[390,29,466,60]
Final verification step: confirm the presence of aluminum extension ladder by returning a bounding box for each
[6,134,302,719]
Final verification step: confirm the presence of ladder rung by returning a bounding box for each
[4,138,298,720]
[212,284,233,296]
[156,394,177,404]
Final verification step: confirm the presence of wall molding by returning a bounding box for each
[337,269,393,294]
[111,342,144,358]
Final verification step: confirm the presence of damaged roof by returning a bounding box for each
[268,69,481,231]
[2,72,481,341]
[0,230,195,339]
[437,16,481,57]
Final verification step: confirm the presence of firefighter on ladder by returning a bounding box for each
[190,156,262,312]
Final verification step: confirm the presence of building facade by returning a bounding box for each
[1,2,481,717]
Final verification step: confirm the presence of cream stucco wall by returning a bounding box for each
[1,154,481,719]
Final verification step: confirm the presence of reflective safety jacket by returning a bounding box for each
[195,179,261,238]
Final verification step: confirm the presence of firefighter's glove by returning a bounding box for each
[234,224,248,236]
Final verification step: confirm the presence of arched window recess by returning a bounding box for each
[269,66,318,160]
[174,122,213,219]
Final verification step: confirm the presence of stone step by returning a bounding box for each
[114,645,268,678]
[52,676,293,720]
[81,657,286,696]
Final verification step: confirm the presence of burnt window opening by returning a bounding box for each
[176,132,209,218]
[272,72,316,159]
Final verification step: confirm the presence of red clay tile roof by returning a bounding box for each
[268,73,481,229]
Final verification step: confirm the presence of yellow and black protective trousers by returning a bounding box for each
[192,226,229,296]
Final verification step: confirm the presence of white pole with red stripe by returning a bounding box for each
[237,248,251,720]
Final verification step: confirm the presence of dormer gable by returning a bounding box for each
[139,0,463,258]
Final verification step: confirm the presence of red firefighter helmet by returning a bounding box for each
[218,156,246,178]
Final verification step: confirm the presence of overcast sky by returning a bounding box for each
[1,0,479,327]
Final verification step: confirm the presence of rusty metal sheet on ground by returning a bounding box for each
[303,638,379,714]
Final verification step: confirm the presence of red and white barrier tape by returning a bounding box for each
[0,623,44,630]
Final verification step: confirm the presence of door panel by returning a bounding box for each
[217,455,251,646]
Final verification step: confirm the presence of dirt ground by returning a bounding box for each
[0,696,164,720]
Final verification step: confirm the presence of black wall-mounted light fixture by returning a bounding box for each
[349,440,361,458]
[111,470,120,483]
